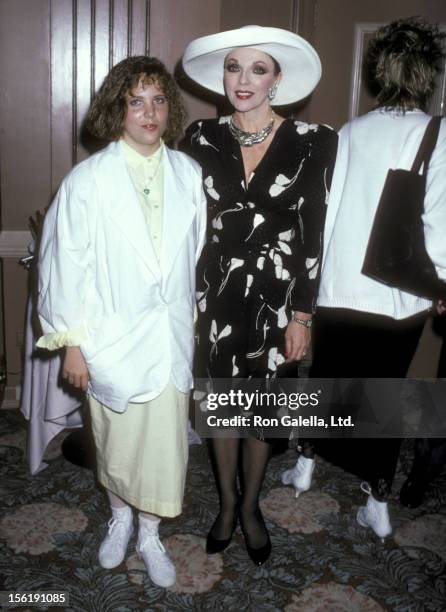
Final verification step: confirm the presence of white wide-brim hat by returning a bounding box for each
[182,25,322,105]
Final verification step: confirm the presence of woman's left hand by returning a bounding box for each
[285,321,311,362]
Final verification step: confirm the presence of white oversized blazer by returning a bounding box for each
[38,141,207,413]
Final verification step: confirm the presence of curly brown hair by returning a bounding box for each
[86,56,187,143]
[365,17,446,112]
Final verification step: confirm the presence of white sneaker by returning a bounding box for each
[98,506,134,569]
[137,517,176,588]
[281,455,315,498]
[356,482,392,542]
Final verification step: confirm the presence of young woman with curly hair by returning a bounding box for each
[37,56,206,586]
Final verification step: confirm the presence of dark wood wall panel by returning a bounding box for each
[0,0,52,229]
[50,0,151,175]
[76,0,93,163]
[149,0,221,125]
[111,0,130,67]
[130,0,150,55]
[220,0,297,31]
[93,0,112,94]
[50,0,74,193]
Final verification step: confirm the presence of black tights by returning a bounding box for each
[208,436,271,548]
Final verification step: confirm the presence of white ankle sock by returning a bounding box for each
[111,505,132,520]
[139,514,161,531]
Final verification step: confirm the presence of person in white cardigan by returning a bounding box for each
[37,57,206,586]
[282,17,446,540]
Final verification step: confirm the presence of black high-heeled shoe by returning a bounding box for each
[206,506,239,554]
[239,508,271,566]
[399,474,428,508]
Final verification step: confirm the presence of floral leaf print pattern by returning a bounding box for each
[242,300,272,361]
[190,120,220,153]
[268,347,286,372]
[245,274,253,297]
[193,389,209,413]
[210,320,232,359]
[297,197,305,237]
[294,120,319,134]
[198,134,219,152]
[204,176,220,201]
[306,257,319,280]
[269,173,291,197]
[264,302,288,331]
[278,241,292,255]
[273,251,283,280]
[245,212,265,241]
[285,277,296,309]
[268,247,291,281]
[197,274,210,313]
[247,318,270,359]
[279,229,293,242]
[209,319,217,343]
[217,258,244,296]
[269,159,305,197]
[232,355,239,375]
[324,167,330,204]
[277,304,288,329]
[212,202,244,230]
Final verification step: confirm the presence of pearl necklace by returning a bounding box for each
[229,112,275,147]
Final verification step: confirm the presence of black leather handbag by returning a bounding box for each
[362,116,446,301]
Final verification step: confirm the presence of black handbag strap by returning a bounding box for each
[411,116,442,176]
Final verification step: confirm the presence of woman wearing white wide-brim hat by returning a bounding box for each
[182,25,337,565]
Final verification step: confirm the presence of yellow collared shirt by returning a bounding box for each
[121,139,164,259]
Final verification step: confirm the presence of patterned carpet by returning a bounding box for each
[0,408,445,612]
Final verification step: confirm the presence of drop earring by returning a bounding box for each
[268,82,278,101]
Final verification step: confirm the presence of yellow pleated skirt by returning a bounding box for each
[88,380,189,517]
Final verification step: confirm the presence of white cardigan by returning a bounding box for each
[38,142,207,412]
[318,109,446,319]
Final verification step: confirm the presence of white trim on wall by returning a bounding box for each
[349,22,383,120]
[0,231,32,258]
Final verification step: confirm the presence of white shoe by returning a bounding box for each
[281,455,315,498]
[137,517,176,588]
[98,506,134,569]
[356,482,392,542]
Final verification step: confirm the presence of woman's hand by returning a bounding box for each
[285,320,311,362]
[63,346,89,391]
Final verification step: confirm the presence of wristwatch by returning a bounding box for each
[291,312,312,328]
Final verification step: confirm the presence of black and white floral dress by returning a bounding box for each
[185,117,337,380]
